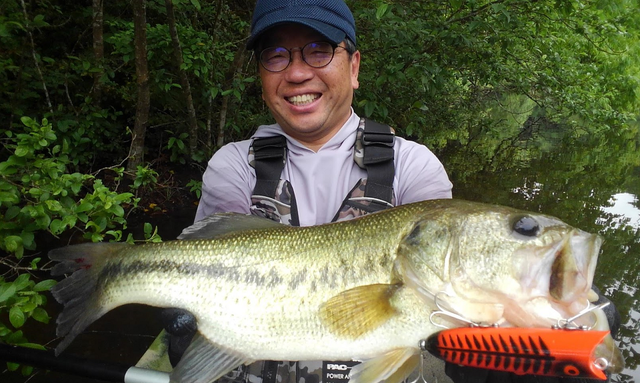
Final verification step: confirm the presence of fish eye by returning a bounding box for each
[513,216,540,237]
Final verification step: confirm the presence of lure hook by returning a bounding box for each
[405,353,429,383]
[429,292,479,329]
[555,301,610,330]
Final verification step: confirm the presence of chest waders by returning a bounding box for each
[249,118,396,226]
[248,118,396,383]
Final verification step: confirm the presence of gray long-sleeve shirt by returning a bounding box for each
[195,111,453,225]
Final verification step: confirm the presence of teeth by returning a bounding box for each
[287,94,319,106]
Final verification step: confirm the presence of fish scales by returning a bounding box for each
[87,207,428,360]
[48,199,623,383]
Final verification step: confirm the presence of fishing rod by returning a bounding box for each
[0,343,169,383]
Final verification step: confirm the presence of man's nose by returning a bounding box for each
[284,50,314,81]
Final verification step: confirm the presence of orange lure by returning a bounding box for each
[423,327,612,380]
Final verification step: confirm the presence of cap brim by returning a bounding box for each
[247,18,346,50]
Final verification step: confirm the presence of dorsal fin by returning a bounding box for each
[178,213,284,240]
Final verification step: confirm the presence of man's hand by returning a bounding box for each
[160,308,197,366]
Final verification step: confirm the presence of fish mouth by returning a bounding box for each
[548,229,601,303]
[544,231,624,372]
[514,228,602,328]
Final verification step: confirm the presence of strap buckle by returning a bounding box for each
[362,132,395,147]
[253,136,287,161]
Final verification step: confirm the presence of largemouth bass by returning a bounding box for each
[49,199,623,383]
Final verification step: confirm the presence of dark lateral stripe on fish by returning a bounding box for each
[98,259,287,287]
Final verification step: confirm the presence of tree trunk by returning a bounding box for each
[217,38,248,148]
[92,0,104,104]
[165,0,199,159]
[205,0,224,153]
[127,0,150,174]
[18,0,54,118]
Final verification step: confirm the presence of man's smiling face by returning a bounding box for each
[258,24,360,151]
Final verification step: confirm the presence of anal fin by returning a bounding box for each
[350,348,420,383]
[170,333,253,383]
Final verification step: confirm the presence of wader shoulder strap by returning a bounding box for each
[361,118,395,205]
[252,136,287,197]
[250,136,300,226]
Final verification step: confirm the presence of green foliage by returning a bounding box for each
[2,0,637,164]
[166,130,189,164]
[0,117,163,375]
[132,165,159,191]
[352,0,640,151]
[186,179,202,199]
[0,273,54,376]
[0,117,138,250]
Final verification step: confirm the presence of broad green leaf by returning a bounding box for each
[5,205,20,220]
[33,279,56,292]
[9,306,26,328]
[50,218,64,234]
[20,231,35,249]
[4,235,22,252]
[76,201,93,212]
[14,146,29,157]
[45,199,63,212]
[13,274,31,291]
[376,3,389,20]
[450,0,463,9]
[20,302,37,313]
[0,284,17,303]
[22,365,34,376]
[31,307,51,324]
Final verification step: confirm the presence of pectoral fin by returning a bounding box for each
[319,284,401,338]
[350,348,420,383]
[170,333,253,383]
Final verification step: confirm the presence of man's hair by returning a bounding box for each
[343,38,356,58]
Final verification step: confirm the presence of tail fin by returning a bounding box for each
[49,242,130,355]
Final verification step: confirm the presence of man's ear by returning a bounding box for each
[351,50,361,90]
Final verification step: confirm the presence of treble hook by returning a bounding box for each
[405,352,429,383]
[428,292,477,329]
[555,301,611,330]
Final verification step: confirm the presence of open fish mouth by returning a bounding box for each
[521,228,601,311]
[548,229,602,303]
[536,229,625,373]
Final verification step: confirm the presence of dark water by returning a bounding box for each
[2,127,639,382]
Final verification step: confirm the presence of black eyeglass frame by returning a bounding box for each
[258,41,346,73]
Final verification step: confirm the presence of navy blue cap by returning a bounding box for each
[247,0,356,50]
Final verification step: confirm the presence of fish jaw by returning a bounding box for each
[510,228,602,327]
[436,208,604,330]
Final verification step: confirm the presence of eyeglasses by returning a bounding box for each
[259,41,345,73]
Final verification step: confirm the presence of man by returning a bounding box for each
[194,0,452,225]
[168,1,619,383]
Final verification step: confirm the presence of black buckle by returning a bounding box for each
[362,132,395,147]
[253,136,287,160]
